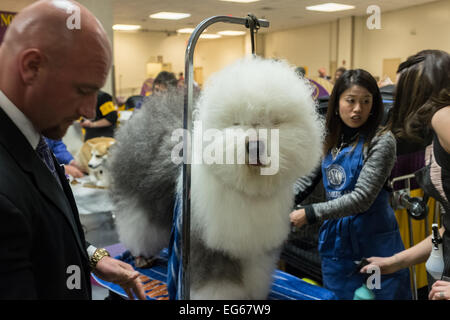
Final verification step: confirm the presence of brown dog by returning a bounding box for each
[75,137,115,187]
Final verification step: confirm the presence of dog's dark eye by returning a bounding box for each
[96,155,101,158]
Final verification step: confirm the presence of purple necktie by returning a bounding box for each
[36,136,62,188]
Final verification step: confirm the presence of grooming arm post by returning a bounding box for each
[182,15,269,300]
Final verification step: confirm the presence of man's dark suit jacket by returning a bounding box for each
[0,107,91,299]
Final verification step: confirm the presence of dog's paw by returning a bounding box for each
[134,256,158,269]
[96,180,109,188]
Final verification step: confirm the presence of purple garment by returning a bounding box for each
[308,78,331,99]
[390,150,425,190]
[0,11,17,44]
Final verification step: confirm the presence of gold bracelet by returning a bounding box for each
[90,248,110,269]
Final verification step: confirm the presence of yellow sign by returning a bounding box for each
[0,12,15,27]
[99,101,115,116]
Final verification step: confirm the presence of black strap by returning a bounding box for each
[245,13,260,55]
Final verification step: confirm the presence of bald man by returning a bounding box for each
[0,0,145,299]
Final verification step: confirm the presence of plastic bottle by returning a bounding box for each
[425,223,444,287]
[353,283,375,300]
[353,258,376,300]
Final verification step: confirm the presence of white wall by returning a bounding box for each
[113,31,249,97]
[353,0,450,78]
[113,0,450,97]
[113,31,189,97]
[264,22,334,78]
[194,36,247,82]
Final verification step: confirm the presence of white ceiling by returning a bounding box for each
[0,0,439,33]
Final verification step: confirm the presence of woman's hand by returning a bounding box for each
[429,280,450,300]
[289,208,307,228]
[360,255,402,275]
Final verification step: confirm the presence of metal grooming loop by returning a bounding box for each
[181,14,270,300]
[389,174,429,300]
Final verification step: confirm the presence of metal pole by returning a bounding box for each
[405,178,418,300]
[408,215,418,300]
[181,15,269,300]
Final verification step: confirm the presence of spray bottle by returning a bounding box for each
[425,223,444,288]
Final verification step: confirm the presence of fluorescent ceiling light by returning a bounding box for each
[177,28,196,33]
[113,24,141,31]
[149,12,191,20]
[177,28,208,34]
[200,34,222,39]
[220,0,261,2]
[306,3,355,12]
[217,30,246,36]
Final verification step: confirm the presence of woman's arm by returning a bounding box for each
[431,106,450,154]
[293,161,322,205]
[361,227,444,274]
[308,131,397,223]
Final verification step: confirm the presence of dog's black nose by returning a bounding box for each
[247,140,265,165]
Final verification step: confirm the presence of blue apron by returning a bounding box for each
[319,136,411,300]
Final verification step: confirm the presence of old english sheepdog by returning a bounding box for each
[108,56,323,299]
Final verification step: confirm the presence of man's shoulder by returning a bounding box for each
[0,144,29,188]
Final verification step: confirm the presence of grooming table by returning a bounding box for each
[70,176,115,215]
[92,244,337,300]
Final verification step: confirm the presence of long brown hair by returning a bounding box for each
[387,50,450,143]
[323,69,384,154]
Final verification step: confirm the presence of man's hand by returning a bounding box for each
[80,119,94,128]
[64,164,84,178]
[93,256,146,300]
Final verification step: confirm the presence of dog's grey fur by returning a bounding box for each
[108,92,183,256]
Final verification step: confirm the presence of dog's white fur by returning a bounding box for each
[110,56,323,299]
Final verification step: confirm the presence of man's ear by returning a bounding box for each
[19,48,45,85]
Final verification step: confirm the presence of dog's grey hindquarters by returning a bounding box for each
[108,91,183,258]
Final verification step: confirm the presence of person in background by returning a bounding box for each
[295,66,306,78]
[318,67,331,81]
[361,49,450,300]
[140,77,154,97]
[45,137,85,178]
[81,90,118,141]
[333,67,347,84]
[152,71,178,95]
[290,69,411,300]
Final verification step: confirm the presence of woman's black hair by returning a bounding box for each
[323,69,384,154]
[152,71,178,92]
[388,49,450,143]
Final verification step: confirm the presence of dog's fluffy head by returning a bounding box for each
[194,56,324,197]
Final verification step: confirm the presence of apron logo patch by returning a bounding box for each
[326,164,346,189]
